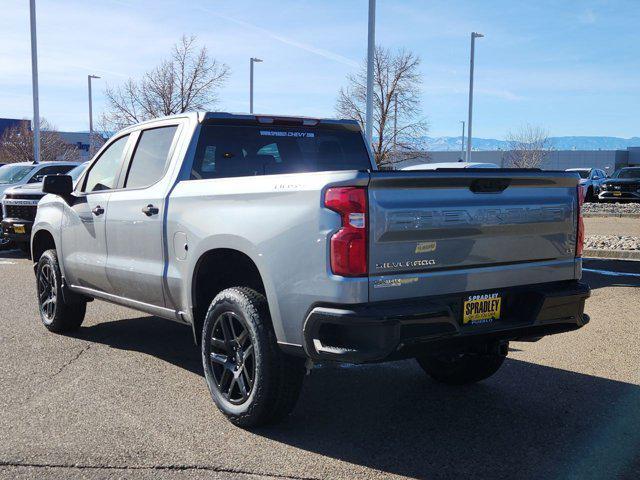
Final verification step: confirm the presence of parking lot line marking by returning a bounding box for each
[583,268,640,278]
[0,260,16,265]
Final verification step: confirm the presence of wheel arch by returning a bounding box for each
[191,248,268,345]
[31,228,57,265]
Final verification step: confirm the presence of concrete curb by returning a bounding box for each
[583,213,640,218]
[583,249,640,260]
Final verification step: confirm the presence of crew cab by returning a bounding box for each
[31,112,590,427]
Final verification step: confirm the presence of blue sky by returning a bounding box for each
[1,0,638,138]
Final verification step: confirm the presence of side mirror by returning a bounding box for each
[43,174,73,196]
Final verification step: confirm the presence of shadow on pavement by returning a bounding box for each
[583,258,640,289]
[73,315,640,479]
[0,248,26,260]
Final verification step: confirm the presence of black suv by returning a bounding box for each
[599,167,640,202]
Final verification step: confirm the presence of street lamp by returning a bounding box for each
[466,32,484,162]
[249,57,263,114]
[29,0,40,163]
[365,0,376,144]
[88,74,100,158]
[460,120,466,161]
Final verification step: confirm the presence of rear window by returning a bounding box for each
[191,125,370,179]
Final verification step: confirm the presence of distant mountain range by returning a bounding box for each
[423,136,640,151]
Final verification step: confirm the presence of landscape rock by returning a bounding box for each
[585,235,640,251]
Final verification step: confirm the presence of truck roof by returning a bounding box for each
[115,112,360,133]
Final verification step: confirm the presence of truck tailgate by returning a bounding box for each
[368,170,579,301]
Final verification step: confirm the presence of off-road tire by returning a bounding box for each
[201,287,305,428]
[585,187,595,203]
[36,249,86,333]
[416,343,507,385]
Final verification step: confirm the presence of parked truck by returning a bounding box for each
[2,162,89,252]
[31,112,590,427]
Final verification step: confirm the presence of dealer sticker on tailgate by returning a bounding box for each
[463,293,501,325]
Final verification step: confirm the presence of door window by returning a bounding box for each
[124,126,178,189]
[83,135,130,192]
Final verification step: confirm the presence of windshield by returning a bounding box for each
[613,168,640,179]
[571,170,590,179]
[0,165,35,185]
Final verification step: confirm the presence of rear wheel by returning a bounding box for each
[416,341,508,385]
[201,287,305,427]
[36,249,86,333]
[585,187,595,202]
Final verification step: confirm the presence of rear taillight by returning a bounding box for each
[324,187,368,276]
[576,185,585,257]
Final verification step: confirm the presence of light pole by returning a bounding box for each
[88,74,100,158]
[29,0,40,163]
[249,57,263,114]
[466,32,483,162]
[460,120,466,161]
[365,0,376,145]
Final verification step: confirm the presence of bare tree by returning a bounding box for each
[88,132,106,158]
[102,35,230,130]
[336,46,428,168]
[504,124,552,168]
[0,119,80,164]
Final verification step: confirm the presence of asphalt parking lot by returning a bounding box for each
[1,250,639,480]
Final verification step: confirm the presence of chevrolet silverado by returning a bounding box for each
[31,112,590,427]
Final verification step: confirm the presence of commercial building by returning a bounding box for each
[400,147,640,173]
[0,118,105,162]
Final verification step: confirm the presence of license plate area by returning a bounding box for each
[13,225,25,234]
[462,293,502,325]
[613,191,622,197]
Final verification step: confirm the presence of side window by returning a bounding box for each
[124,126,178,189]
[83,135,129,192]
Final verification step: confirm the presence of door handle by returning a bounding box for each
[91,205,104,216]
[142,204,159,216]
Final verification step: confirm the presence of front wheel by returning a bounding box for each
[36,249,86,333]
[0,228,13,250]
[416,341,508,385]
[201,287,305,428]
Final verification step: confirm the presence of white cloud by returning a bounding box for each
[197,8,359,68]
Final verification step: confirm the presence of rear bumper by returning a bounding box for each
[1,218,33,243]
[303,280,590,363]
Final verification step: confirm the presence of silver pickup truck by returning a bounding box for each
[31,112,590,427]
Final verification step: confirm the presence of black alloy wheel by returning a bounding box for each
[37,261,58,324]
[207,311,255,404]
